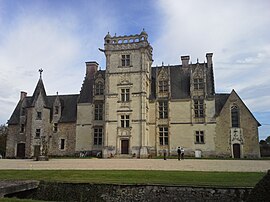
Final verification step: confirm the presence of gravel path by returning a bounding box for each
[0,159,269,172]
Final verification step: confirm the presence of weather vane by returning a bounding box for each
[38,68,43,79]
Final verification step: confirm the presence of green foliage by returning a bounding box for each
[0,170,264,187]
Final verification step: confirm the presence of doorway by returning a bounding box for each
[121,140,129,154]
[34,145,41,157]
[233,143,241,158]
[16,143,25,158]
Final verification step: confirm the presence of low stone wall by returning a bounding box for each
[10,181,252,202]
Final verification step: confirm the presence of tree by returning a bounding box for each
[0,124,8,157]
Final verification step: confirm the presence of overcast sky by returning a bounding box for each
[0,0,269,140]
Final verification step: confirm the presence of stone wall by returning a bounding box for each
[13,181,252,202]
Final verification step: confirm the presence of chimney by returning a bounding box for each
[85,61,99,76]
[206,53,213,68]
[181,56,190,67]
[20,91,27,101]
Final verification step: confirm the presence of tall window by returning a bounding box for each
[95,82,104,95]
[121,89,130,102]
[121,115,130,128]
[159,80,168,93]
[20,124,25,133]
[60,139,65,150]
[54,106,59,114]
[37,112,42,120]
[194,78,204,90]
[35,129,41,138]
[121,54,130,66]
[159,127,168,145]
[195,131,205,144]
[159,101,168,119]
[231,106,240,128]
[194,99,204,118]
[94,128,103,146]
[53,123,58,132]
[94,104,103,120]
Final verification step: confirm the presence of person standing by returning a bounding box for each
[177,147,181,161]
[181,147,184,160]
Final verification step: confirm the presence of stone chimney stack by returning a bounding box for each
[206,53,213,68]
[20,91,27,101]
[181,56,190,67]
[85,61,99,76]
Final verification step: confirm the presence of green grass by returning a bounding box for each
[0,198,48,202]
[0,170,264,187]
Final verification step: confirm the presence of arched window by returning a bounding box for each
[95,81,104,95]
[231,105,240,128]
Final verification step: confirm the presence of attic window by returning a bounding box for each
[158,80,168,93]
[194,78,204,90]
[95,82,104,95]
[37,112,42,120]
[54,106,59,114]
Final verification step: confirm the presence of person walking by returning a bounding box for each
[177,147,181,161]
[181,147,184,160]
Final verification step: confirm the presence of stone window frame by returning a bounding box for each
[35,128,41,138]
[94,103,103,121]
[54,106,59,115]
[36,111,42,120]
[53,123,58,133]
[194,78,204,90]
[60,139,65,150]
[121,54,131,67]
[231,105,240,128]
[195,130,205,144]
[95,81,104,95]
[159,126,168,146]
[20,124,25,133]
[120,114,130,128]
[194,99,204,118]
[120,88,130,102]
[94,127,103,146]
[158,80,168,93]
[158,100,168,119]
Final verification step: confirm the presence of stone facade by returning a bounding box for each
[6,31,261,158]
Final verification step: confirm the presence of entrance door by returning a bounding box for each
[34,145,41,157]
[121,140,129,154]
[16,143,25,158]
[233,144,241,158]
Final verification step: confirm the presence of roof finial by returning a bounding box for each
[38,68,43,79]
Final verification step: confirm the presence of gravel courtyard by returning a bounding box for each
[0,159,269,172]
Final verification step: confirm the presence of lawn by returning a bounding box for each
[0,170,264,187]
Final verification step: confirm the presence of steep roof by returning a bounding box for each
[215,93,230,115]
[31,78,48,107]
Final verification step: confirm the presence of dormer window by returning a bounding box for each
[194,78,204,90]
[95,82,104,95]
[54,106,59,115]
[37,112,42,120]
[121,54,130,66]
[159,80,168,93]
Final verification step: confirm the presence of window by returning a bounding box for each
[194,99,204,118]
[121,54,130,66]
[37,112,42,120]
[159,127,168,145]
[195,131,205,144]
[20,124,25,133]
[94,104,103,120]
[53,123,58,133]
[121,115,130,128]
[194,78,204,90]
[121,89,130,102]
[94,128,103,145]
[60,139,65,150]
[54,106,59,114]
[231,106,240,128]
[35,129,41,138]
[95,82,104,95]
[159,101,168,119]
[21,108,26,116]
[159,80,168,93]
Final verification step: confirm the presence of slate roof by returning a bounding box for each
[215,93,230,115]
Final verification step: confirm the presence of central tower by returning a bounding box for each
[102,31,153,158]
